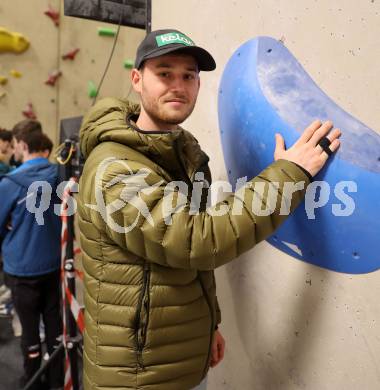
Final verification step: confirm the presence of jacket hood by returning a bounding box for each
[79,98,209,179]
[0,161,11,177]
[7,161,59,189]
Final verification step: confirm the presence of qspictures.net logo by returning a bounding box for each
[22,158,357,233]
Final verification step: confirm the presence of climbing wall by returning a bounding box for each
[0,0,144,143]
[152,1,380,390]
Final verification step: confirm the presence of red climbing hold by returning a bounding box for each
[45,70,62,86]
[22,103,37,120]
[44,6,60,27]
[62,48,80,60]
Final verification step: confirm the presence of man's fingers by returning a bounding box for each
[212,344,218,361]
[315,128,342,154]
[296,119,323,145]
[274,133,286,159]
[327,128,342,143]
[320,138,341,162]
[329,138,341,153]
[218,341,225,360]
[309,120,334,146]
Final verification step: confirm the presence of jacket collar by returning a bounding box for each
[80,98,209,182]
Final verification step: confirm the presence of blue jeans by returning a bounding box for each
[192,378,207,390]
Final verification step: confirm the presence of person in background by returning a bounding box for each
[11,119,43,167]
[0,128,14,316]
[1,121,42,317]
[0,128,14,177]
[0,130,64,390]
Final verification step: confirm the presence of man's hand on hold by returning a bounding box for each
[274,120,341,177]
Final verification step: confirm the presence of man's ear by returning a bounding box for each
[131,68,142,94]
[21,140,28,152]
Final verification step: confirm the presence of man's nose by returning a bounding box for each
[170,76,186,92]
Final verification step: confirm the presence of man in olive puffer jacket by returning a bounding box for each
[78,29,341,390]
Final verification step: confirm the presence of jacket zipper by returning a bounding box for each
[173,139,211,210]
[173,138,194,190]
[135,262,151,369]
[175,139,214,375]
[197,272,215,378]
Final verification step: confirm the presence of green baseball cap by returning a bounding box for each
[135,29,216,71]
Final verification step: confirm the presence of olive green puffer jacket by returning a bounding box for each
[77,98,310,390]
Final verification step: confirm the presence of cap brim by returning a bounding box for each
[139,44,216,71]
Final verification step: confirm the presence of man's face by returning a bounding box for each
[132,53,200,127]
[12,138,25,163]
[0,138,14,164]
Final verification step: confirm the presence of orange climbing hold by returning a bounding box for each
[62,48,80,60]
[22,103,37,120]
[45,70,62,86]
[44,6,60,27]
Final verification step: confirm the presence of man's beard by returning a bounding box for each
[10,154,22,167]
[140,92,196,127]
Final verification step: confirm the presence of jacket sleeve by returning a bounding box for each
[95,158,310,271]
[0,178,18,240]
[215,295,222,326]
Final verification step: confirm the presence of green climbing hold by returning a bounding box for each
[88,81,98,98]
[124,59,134,69]
[98,27,116,37]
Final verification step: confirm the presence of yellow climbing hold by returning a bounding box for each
[0,27,30,54]
[0,76,8,85]
[10,69,22,78]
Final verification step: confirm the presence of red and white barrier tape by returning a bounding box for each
[60,178,83,390]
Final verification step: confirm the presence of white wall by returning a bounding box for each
[152,1,380,389]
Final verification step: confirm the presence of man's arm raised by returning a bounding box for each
[93,120,340,271]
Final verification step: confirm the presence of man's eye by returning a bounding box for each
[159,72,169,77]
[184,74,195,80]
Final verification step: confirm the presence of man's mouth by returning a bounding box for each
[165,98,187,104]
